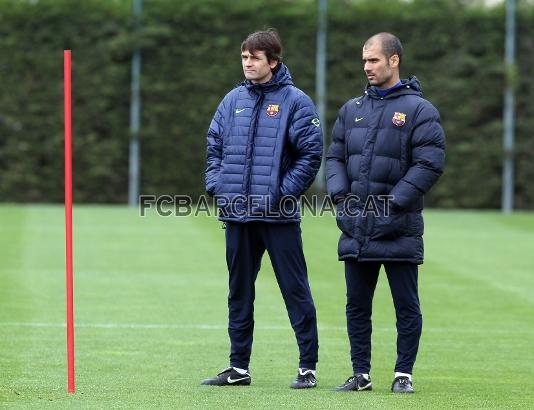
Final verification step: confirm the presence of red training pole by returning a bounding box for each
[64,49,75,394]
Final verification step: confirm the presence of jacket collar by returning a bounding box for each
[365,75,423,99]
[243,63,294,93]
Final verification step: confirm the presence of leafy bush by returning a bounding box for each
[0,0,532,208]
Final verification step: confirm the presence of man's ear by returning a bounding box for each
[390,54,400,69]
[269,60,279,70]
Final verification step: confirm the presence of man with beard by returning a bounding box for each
[326,32,445,393]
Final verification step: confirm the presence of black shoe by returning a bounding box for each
[201,367,251,386]
[290,368,317,389]
[391,376,414,393]
[336,374,372,391]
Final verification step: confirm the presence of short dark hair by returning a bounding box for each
[241,29,283,64]
[365,32,403,66]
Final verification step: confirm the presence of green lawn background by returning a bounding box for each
[1,205,533,408]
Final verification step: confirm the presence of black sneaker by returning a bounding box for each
[201,367,251,386]
[391,376,414,393]
[290,368,317,389]
[335,373,372,391]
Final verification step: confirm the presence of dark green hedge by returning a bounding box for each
[0,0,533,208]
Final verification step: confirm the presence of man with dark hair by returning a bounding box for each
[326,32,445,393]
[201,29,323,389]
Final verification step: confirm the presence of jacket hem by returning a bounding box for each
[339,255,423,265]
[219,216,300,224]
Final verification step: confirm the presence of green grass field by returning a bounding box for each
[1,205,533,409]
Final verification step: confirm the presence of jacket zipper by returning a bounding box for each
[243,90,265,197]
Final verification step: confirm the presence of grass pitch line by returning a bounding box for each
[1,321,533,335]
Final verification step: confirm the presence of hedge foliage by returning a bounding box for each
[0,0,533,208]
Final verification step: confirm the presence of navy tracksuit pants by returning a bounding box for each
[225,221,318,370]
[344,260,422,375]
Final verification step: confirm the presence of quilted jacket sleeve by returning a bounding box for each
[389,102,445,209]
[279,95,323,198]
[326,103,350,204]
[205,98,227,197]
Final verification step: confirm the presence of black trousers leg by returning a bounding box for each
[226,222,265,369]
[261,223,319,369]
[344,260,381,374]
[384,262,422,374]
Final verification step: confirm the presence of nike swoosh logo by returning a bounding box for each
[227,376,249,384]
[235,108,246,114]
[355,117,364,122]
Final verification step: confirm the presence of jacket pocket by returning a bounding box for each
[370,210,406,240]
[336,202,355,237]
[212,169,225,196]
[268,184,281,212]
[213,180,222,195]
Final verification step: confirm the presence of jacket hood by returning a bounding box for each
[243,63,294,92]
[366,75,423,99]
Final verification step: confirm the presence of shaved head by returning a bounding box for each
[364,32,403,66]
[362,32,402,89]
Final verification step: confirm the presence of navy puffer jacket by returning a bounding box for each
[326,77,445,263]
[205,64,323,223]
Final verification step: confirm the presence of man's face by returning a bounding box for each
[241,50,277,84]
[362,43,398,89]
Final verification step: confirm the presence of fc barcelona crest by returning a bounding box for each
[392,112,406,127]
[266,104,280,117]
